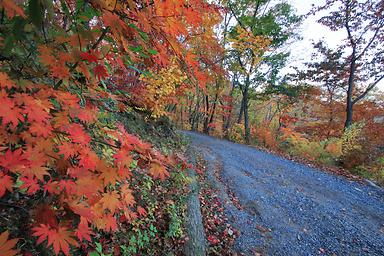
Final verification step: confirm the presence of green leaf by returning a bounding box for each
[138,31,149,41]
[147,49,158,55]
[129,45,142,53]
[139,52,150,58]
[95,242,103,253]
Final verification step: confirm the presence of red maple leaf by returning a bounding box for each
[0,93,23,127]
[58,142,80,159]
[0,149,29,173]
[75,217,93,242]
[19,176,40,195]
[137,206,147,217]
[94,64,109,81]
[32,224,78,256]
[79,51,99,63]
[0,174,13,197]
[63,123,91,145]
[29,122,52,138]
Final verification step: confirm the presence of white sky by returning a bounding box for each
[285,0,384,90]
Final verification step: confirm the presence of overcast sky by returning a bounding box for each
[285,0,383,90]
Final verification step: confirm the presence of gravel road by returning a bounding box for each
[184,131,384,256]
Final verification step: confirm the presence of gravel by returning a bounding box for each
[184,131,384,256]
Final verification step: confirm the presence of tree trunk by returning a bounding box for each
[224,76,236,139]
[203,95,210,134]
[243,90,250,144]
[243,76,251,144]
[191,92,201,131]
[206,93,218,134]
[344,47,357,130]
[237,96,245,123]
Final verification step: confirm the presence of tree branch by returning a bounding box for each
[352,74,384,104]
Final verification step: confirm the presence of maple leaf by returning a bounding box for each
[0,174,13,197]
[24,148,50,180]
[74,174,102,198]
[38,45,56,67]
[20,176,40,195]
[80,51,99,63]
[113,148,133,168]
[23,98,52,124]
[148,160,169,180]
[0,72,16,89]
[51,63,70,80]
[120,184,135,206]
[137,206,147,217]
[32,224,78,256]
[58,180,76,194]
[75,217,93,242]
[99,191,121,214]
[78,147,100,170]
[0,0,26,18]
[103,214,118,232]
[63,123,91,145]
[43,180,59,194]
[97,159,120,185]
[69,202,95,221]
[29,121,52,138]
[0,93,23,127]
[94,64,109,81]
[122,208,137,222]
[0,149,29,174]
[0,230,19,256]
[69,106,97,123]
[33,204,58,228]
[58,142,80,159]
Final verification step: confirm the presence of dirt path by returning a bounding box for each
[185,131,384,256]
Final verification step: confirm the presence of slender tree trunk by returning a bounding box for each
[224,75,236,138]
[191,91,201,131]
[344,47,357,130]
[237,96,245,123]
[243,75,251,144]
[203,95,210,133]
[207,93,218,134]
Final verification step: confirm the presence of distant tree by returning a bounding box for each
[299,41,347,135]
[226,0,300,143]
[314,0,384,129]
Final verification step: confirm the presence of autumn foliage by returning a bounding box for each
[0,0,221,255]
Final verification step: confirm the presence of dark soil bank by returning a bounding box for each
[184,131,384,256]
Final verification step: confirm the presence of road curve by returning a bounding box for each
[184,131,384,256]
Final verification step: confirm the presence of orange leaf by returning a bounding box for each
[0,72,16,89]
[0,0,26,19]
[121,184,135,206]
[0,230,19,256]
[32,224,78,256]
[99,191,121,214]
[148,160,169,180]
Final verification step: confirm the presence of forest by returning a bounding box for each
[0,0,383,255]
